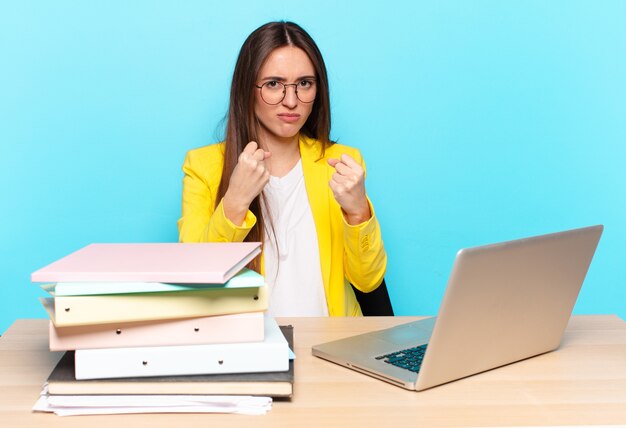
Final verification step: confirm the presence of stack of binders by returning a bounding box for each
[31,243,294,403]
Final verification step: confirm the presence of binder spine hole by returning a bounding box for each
[64,308,70,312]
[194,328,199,332]
[142,361,148,366]
[116,329,122,335]
[254,296,259,300]
[218,360,224,365]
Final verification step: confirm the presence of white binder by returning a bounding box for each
[74,316,289,380]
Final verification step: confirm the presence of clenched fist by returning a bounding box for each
[223,141,271,225]
[327,154,371,225]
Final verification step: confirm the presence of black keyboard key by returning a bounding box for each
[376,344,428,373]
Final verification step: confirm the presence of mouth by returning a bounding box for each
[277,113,301,123]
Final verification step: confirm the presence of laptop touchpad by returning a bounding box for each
[383,320,434,346]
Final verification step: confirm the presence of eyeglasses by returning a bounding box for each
[255,79,317,105]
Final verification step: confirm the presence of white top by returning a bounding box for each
[262,160,329,317]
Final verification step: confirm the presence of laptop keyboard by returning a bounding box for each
[375,344,428,373]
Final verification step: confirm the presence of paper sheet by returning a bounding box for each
[33,385,272,416]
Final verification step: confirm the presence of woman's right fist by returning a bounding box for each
[222,141,271,225]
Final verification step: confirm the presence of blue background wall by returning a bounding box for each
[1,1,624,333]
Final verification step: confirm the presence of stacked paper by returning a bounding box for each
[33,386,272,416]
[30,243,293,415]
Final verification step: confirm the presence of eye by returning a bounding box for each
[265,80,281,89]
[298,79,314,89]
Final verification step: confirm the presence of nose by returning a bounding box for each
[282,84,298,108]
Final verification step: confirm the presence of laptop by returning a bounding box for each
[312,225,603,391]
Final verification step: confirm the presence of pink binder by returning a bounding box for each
[31,243,261,283]
[49,312,265,351]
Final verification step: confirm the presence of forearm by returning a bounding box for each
[343,199,387,292]
[178,150,256,243]
[179,200,256,243]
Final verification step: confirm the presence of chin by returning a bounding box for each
[272,125,303,139]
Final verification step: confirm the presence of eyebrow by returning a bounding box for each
[259,75,317,82]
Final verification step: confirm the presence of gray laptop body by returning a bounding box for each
[312,225,603,391]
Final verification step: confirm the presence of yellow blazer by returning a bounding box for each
[177,136,387,316]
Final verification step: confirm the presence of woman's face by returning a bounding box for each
[254,46,316,145]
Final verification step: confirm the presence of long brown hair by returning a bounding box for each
[217,21,333,271]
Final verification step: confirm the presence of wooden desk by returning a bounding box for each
[1,316,626,427]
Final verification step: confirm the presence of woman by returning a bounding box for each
[178,21,386,316]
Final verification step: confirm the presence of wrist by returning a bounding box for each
[343,201,371,225]
[222,192,251,226]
